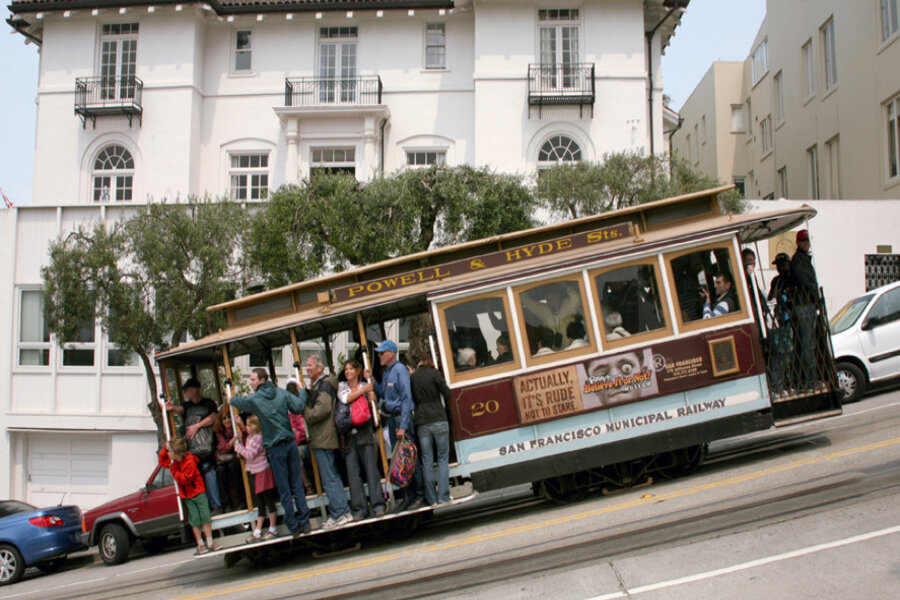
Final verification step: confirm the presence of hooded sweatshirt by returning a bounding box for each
[230,380,306,449]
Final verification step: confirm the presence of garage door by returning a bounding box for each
[26,434,110,509]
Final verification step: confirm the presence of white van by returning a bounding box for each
[829,280,900,402]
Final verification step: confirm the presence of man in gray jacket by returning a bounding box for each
[230,368,312,536]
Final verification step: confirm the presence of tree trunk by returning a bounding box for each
[139,349,166,450]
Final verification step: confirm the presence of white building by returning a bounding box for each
[2,0,687,506]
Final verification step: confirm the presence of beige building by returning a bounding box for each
[673,0,900,200]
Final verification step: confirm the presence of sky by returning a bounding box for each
[0,0,765,207]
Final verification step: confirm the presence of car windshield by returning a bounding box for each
[0,500,37,518]
[830,294,874,334]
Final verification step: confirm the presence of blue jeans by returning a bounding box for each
[199,456,222,510]
[344,435,385,517]
[387,417,424,503]
[267,439,311,532]
[313,448,351,519]
[417,421,451,505]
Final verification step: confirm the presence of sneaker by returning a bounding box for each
[336,512,353,526]
[321,517,339,530]
[406,497,427,511]
[352,513,366,522]
[206,542,222,551]
[262,530,278,540]
[374,507,385,518]
[245,533,262,544]
[195,545,209,556]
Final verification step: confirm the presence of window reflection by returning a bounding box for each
[444,296,513,371]
[670,247,740,322]
[518,280,586,356]
[595,263,666,341]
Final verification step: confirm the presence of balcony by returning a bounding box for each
[527,63,595,118]
[284,76,383,108]
[74,76,143,129]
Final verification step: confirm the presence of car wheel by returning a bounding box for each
[0,544,25,586]
[36,556,66,574]
[836,362,866,403]
[98,523,131,566]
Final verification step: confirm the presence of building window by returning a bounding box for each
[62,316,96,367]
[310,147,356,178]
[746,98,752,135]
[733,177,746,198]
[18,289,50,366]
[821,18,837,91]
[319,27,358,103]
[229,153,269,200]
[100,23,138,101]
[807,145,820,199]
[693,123,699,163]
[760,114,773,157]
[747,170,755,199]
[407,151,446,166]
[538,8,580,90]
[802,39,814,98]
[538,135,582,166]
[685,133,692,163]
[425,23,446,69]
[249,348,283,369]
[93,145,134,202]
[883,0,899,42]
[751,39,768,85]
[825,135,841,199]
[105,317,138,367]
[887,95,900,180]
[701,115,707,144]
[774,71,784,123]
[234,30,252,72]
[777,167,788,198]
[731,104,744,132]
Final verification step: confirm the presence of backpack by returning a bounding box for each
[334,398,353,436]
[184,415,214,460]
[389,434,418,488]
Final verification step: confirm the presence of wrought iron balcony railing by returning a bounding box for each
[74,76,143,128]
[284,76,383,107]
[527,63,595,117]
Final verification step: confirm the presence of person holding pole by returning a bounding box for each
[409,352,453,506]
[230,368,312,536]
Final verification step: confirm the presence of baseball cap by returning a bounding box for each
[772,252,790,265]
[180,377,201,391]
[796,229,809,242]
[374,340,398,354]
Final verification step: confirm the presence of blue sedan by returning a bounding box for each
[0,500,85,586]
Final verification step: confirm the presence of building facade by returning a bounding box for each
[2,0,686,506]
[672,0,900,201]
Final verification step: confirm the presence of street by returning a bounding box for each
[6,388,900,600]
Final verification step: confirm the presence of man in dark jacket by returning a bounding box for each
[790,229,820,388]
[410,355,453,506]
[303,354,352,529]
[230,368,312,536]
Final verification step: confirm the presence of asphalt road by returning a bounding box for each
[6,389,900,600]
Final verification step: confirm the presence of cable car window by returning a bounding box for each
[668,245,744,329]
[439,292,516,380]
[514,278,594,362]
[593,261,668,345]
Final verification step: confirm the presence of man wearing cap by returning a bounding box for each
[367,340,426,511]
[791,229,820,388]
[768,253,796,394]
[165,379,224,515]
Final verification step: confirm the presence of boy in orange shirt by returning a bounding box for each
[159,437,221,555]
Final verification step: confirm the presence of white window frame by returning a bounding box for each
[887,94,900,182]
[233,29,253,73]
[825,135,841,199]
[751,39,768,85]
[60,316,97,370]
[537,8,581,91]
[537,134,582,168]
[760,114,773,158]
[774,70,784,124]
[97,22,139,102]
[883,0,899,43]
[17,288,51,368]
[229,153,269,200]
[821,18,837,92]
[777,166,788,198]
[406,150,447,167]
[92,144,134,203]
[731,104,744,132]
[310,147,357,177]
[424,22,446,70]
[807,144,820,199]
[802,39,814,100]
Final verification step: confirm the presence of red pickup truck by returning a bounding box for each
[80,463,185,565]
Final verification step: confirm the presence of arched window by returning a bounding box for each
[92,145,134,202]
[538,135,582,165]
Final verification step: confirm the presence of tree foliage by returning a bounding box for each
[41,199,250,446]
[248,166,538,288]
[536,151,745,220]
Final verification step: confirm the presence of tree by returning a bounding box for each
[248,166,538,288]
[42,199,250,447]
[536,151,745,220]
